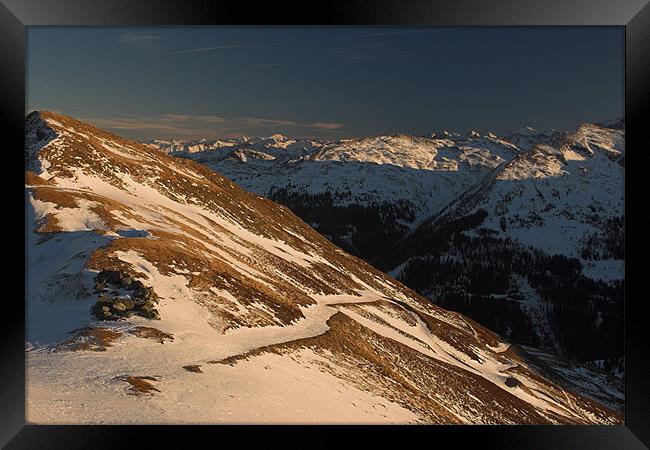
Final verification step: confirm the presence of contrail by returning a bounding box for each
[166,28,434,55]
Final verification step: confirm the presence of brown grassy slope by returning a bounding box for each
[26,111,483,332]
[25,111,622,423]
[210,311,621,424]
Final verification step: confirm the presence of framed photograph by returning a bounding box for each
[2,0,648,447]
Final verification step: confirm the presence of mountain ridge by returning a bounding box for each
[144,117,625,373]
[25,111,622,424]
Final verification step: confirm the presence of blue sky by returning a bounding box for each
[27,27,623,140]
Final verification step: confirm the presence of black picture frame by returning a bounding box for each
[2,0,648,448]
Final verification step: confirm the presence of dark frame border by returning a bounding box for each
[2,1,648,448]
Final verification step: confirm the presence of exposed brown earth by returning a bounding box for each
[25,170,54,186]
[182,365,203,373]
[210,310,621,424]
[26,111,437,331]
[130,326,174,344]
[57,327,123,352]
[503,344,624,413]
[56,326,174,352]
[25,111,623,424]
[121,376,161,395]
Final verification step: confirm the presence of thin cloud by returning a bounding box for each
[240,117,299,127]
[84,113,344,139]
[161,114,226,124]
[310,122,344,130]
[337,53,410,61]
[239,117,342,131]
[338,41,387,49]
[194,115,227,124]
[248,63,288,68]
[86,117,182,132]
[167,43,262,55]
[118,32,161,49]
[27,107,63,115]
[166,29,433,56]
[332,39,411,61]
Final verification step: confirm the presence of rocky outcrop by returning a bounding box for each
[25,112,623,424]
[91,269,160,320]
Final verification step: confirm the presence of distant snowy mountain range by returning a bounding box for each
[145,119,624,281]
[25,112,623,423]
[145,130,520,227]
[145,119,625,370]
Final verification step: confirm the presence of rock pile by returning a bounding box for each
[91,269,160,320]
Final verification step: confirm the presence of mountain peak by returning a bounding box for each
[596,117,625,130]
[26,113,623,424]
[268,133,289,141]
[514,126,538,136]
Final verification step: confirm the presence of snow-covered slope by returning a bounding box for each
[505,126,565,151]
[385,123,624,369]
[25,112,621,424]
[151,132,520,227]
[435,123,624,277]
[147,121,625,375]
[148,123,623,263]
[145,134,311,155]
[145,132,525,270]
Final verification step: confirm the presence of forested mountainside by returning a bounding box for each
[148,120,624,375]
[25,112,622,423]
